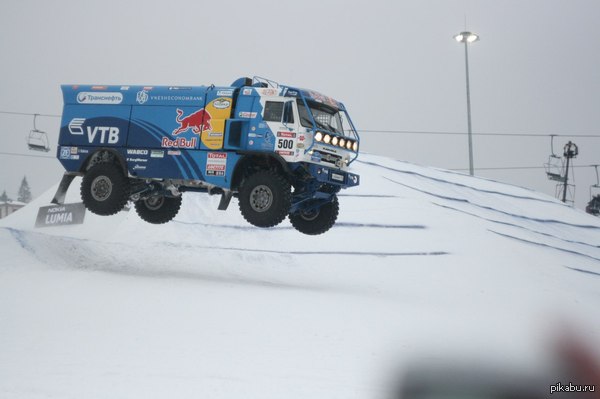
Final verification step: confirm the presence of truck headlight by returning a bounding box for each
[323,134,331,144]
[352,141,359,152]
[339,138,346,148]
[345,140,353,150]
[331,136,339,146]
[315,131,323,142]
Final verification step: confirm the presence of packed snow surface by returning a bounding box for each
[1,153,599,398]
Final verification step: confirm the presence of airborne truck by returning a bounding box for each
[53,77,360,235]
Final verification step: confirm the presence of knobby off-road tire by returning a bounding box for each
[135,195,182,224]
[289,195,339,235]
[81,163,129,216]
[238,170,291,228]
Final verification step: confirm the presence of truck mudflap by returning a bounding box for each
[51,173,78,205]
[307,164,360,188]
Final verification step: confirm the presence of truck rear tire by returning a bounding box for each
[81,163,129,216]
[289,195,339,235]
[238,169,291,228]
[135,195,182,224]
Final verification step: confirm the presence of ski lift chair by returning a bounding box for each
[27,114,50,152]
[586,165,600,216]
[544,135,565,182]
[544,155,565,182]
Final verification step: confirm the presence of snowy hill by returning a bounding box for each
[1,153,599,399]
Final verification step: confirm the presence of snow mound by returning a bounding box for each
[1,153,599,399]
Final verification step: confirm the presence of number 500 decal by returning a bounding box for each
[277,139,294,149]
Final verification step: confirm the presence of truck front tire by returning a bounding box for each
[81,163,130,216]
[238,170,291,228]
[289,195,339,235]
[135,195,182,224]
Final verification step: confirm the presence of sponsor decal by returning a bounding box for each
[287,90,298,96]
[258,88,278,96]
[133,165,147,170]
[59,147,70,159]
[169,86,192,90]
[206,152,227,176]
[217,90,233,96]
[213,99,231,109]
[208,132,223,137]
[150,150,164,158]
[151,95,202,102]
[35,203,86,228]
[277,131,296,138]
[167,150,181,156]
[136,90,149,104]
[76,92,123,104]
[242,88,252,95]
[298,134,306,141]
[120,86,130,90]
[173,108,212,135]
[161,137,197,148]
[276,150,294,156]
[238,111,257,118]
[68,118,85,135]
[143,86,153,90]
[248,140,254,145]
[297,143,305,149]
[127,157,147,163]
[91,86,107,90]
[59,146,80,160]
[126,149,149,155]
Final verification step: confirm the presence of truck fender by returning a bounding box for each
[80,148,128,176]
[230,152,292,191]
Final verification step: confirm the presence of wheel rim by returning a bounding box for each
[91,176,112,201]
[299,208,320,221]
[144,196,165,210]
[249,185,273,212]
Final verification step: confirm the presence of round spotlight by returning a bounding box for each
[323,134,331,144]
[315,131,323,142]
[352,141,358,152]
[346,140,353,150]
[331,136,339,146]
[339,138,346,148]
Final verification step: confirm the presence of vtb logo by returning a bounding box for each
[68,118,119,144]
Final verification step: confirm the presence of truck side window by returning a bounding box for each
[283,101,294,124]
[263,101,284,122]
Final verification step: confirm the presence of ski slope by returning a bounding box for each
[1,153,599,399]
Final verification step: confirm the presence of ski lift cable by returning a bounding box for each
[355,129,600,138]
[0,110,60,118]
[0,151,54,159]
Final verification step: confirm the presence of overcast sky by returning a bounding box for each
[1,0,599,209]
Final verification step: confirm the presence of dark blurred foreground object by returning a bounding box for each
[395,334,599,399]
[397,364,547,399]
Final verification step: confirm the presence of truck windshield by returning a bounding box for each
[297,99,346,136]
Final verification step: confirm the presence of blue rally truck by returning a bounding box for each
[54,77,360,235]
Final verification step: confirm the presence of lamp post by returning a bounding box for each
[454,31,479,176]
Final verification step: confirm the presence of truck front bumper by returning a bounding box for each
[308,164,360,188]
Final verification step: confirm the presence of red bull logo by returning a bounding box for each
[172,108,212,136]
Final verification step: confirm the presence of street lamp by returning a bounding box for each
[454,31,479,176]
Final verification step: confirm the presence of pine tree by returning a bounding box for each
[17,176,32,203]
[0,190,8,202]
